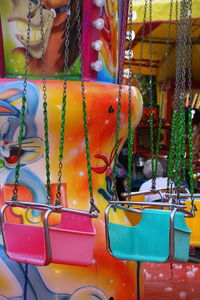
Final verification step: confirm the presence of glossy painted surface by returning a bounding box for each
[0,0,121,83]
[0,78,143,299]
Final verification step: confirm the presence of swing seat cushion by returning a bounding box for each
[108,209,191,263]
[49,211,96,266]
[2,223,47,266]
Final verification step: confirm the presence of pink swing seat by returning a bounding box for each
[1,202,96,266]
[50,211,96,265]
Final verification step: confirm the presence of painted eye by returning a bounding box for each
[0,121,9,140]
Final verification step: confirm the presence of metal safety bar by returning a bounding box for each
[121,189,167,198]
[109,200,186,208]
[165,193,200,198]
[109,200,194,217]
[4,201,98,218]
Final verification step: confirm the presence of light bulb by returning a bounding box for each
[50,8,56,18]
[90,60,103,72]
[92,18,105,30]
[126,30,135,41]
[93,0,105,7]
[91,40,103,51]
[124,50,133,59]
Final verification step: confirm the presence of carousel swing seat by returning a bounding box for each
[49,210,96,265]
[1,202,96,266]
[185,197,200,246]
[105,204,191,263]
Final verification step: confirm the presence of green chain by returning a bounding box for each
[13,0,32,199]
[113,99,122,189]
[40,1,51,202]
[180,106,186,180]
[127,107,134,193]
[126,0,134,194]
[168,0,190,191]
[112,0,129,194]
[148,0,157,189]
[186,0,195,210]
[167,111,178,184]
[76,0,99,213]
[188,107,194,195]
[56,1,71,205]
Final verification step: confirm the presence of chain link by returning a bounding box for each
[13,0,32,199]
[56,1,71,205]
[137,0,148,78]
[147,0,157,189]
[112,0,129,196]
[76,0,99,213]
[167,0,192,191]
[40,1,51,204]
[127,0,135,197]
[155,0,174,184]
[186,0,195,209]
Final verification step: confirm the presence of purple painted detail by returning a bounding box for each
[82,0,101,81]
[0,20,5,78]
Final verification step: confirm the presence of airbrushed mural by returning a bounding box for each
[0,0,120,82]
[0,78,143,299]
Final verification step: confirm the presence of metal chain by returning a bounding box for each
[76,0,99,213]
[167,0,180,185]
[13,0,32,200]
[137,0,148,78]
[147,0,157,189]
[56,1,71,205]
[174,0,188,187]
[126,0,147,194]
[112,0,129,196]
[159,0,174,120]
[167,0,190,189]
[127,0,135,195]
[155,0,174,184]
[40,0,51,204]
[186,0,195,210]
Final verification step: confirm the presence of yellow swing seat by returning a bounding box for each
[185,198,200,246]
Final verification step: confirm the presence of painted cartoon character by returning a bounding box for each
[0,80,110,299]
[0,80,47,207]
[7,0,80,75]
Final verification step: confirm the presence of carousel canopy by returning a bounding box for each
[125,0,200,82]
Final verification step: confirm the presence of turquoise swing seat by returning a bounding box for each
[107,208,191,263]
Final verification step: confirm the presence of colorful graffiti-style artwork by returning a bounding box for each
[0,0,81,78]
[0,0,121,83]
[0,78,143,299]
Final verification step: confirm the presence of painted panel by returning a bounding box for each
[0,0,121,83]
[0,78,143,299]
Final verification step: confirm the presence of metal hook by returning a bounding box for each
[90,198,100,214]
